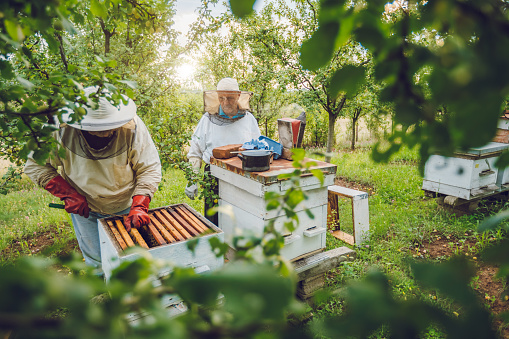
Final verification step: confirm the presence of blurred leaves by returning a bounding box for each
[229,0,257,18]
[318,259,497,339]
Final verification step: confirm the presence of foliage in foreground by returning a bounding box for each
[1,149,508,338]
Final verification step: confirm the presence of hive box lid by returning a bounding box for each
[210,157,337,185]
[457,142,509,156]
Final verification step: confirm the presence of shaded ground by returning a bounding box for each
[411,230,508,336]
[1,226,79,260]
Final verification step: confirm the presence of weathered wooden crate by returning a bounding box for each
[98,203,224,281]
[210,156,336,261]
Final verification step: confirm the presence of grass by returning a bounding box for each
[0,146,507,338]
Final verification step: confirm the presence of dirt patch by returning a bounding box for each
[408,231,509,336]
[1,228,79,260]
[335,176,375,195]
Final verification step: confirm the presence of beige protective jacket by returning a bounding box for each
[24,115,162,214]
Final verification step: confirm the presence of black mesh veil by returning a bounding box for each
[59,124,135,160]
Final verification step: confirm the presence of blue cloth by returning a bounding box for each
[218,106,246,120]
[71,207,130,274]
[242,136,283,159]
[242,138,269,150]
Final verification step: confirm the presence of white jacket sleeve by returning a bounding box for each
[187,115,208,162]
[130,116,162,199]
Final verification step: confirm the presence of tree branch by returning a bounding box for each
[55,32,69,72]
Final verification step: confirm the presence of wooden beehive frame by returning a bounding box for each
[101,203,215,252]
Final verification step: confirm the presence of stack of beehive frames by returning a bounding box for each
[106,204,212,250]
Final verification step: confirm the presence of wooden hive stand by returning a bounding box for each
[327,185,370,246]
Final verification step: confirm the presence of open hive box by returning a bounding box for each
[98,203,224,282]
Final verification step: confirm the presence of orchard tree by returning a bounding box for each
[343,72,382,150]
[237,0,371,162]
[0,0,135,166]
[1,0,197,172]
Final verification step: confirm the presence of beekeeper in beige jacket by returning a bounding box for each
[24,86,161,274]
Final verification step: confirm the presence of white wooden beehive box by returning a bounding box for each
[98,203,224,281]
[422,142,509,199]
[210,157,336,261]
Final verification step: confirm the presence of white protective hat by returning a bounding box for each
[216,77,240,91]
[62,86,136,131]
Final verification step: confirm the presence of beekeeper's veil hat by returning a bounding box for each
[203,77,252,114]
[61,86,136,131]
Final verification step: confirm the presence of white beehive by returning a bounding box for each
[422,142,509,199]
[210,157,336,261]
[98,203,224,281]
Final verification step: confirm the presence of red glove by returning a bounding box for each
[45,176,90,218]
[124,195,150,232]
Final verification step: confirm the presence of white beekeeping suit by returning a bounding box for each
[186,77,261,199]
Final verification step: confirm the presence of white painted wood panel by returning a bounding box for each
[219,179,328,219]
[422,180,472,199]
[352,198,370,244]
[218,200,325,260]
[424,155,497,190]
[280,173,335,191]
[498,118,509,130]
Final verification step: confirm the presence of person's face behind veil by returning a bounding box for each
[218,91,240,117]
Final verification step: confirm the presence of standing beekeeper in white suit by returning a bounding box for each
[186,77,261,224]
[24,86,161,275]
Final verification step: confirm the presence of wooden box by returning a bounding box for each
[98,203,224,281]
[210,157,336,261]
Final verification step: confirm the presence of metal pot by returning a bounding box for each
[237,149,272,172]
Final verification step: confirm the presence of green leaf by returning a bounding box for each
[57,145,67,159]
[186,238,199,254]
[208,237,230,257]
[32,149,50,166]
[354,18,385,51]
[266,199,280,211]
[292,148,306,162]
[412,257,478,306]
[481,239,509,265]
[329,65,366,98]
[310,169,324,186]
[229,0,256,18]
[286,189,305,209]
[300,22,340,71]
[478,209,509,232]
[90,0,108,18]
[4,19,24,42]
[304,208,315,219]
[118,79,137,89]
[0,60,14,79]
[284,221,296,233]
[16,76,34,90]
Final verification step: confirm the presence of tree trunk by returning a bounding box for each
[351,116,358,151]
[99,18,112,55]
[325,113,336,163]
